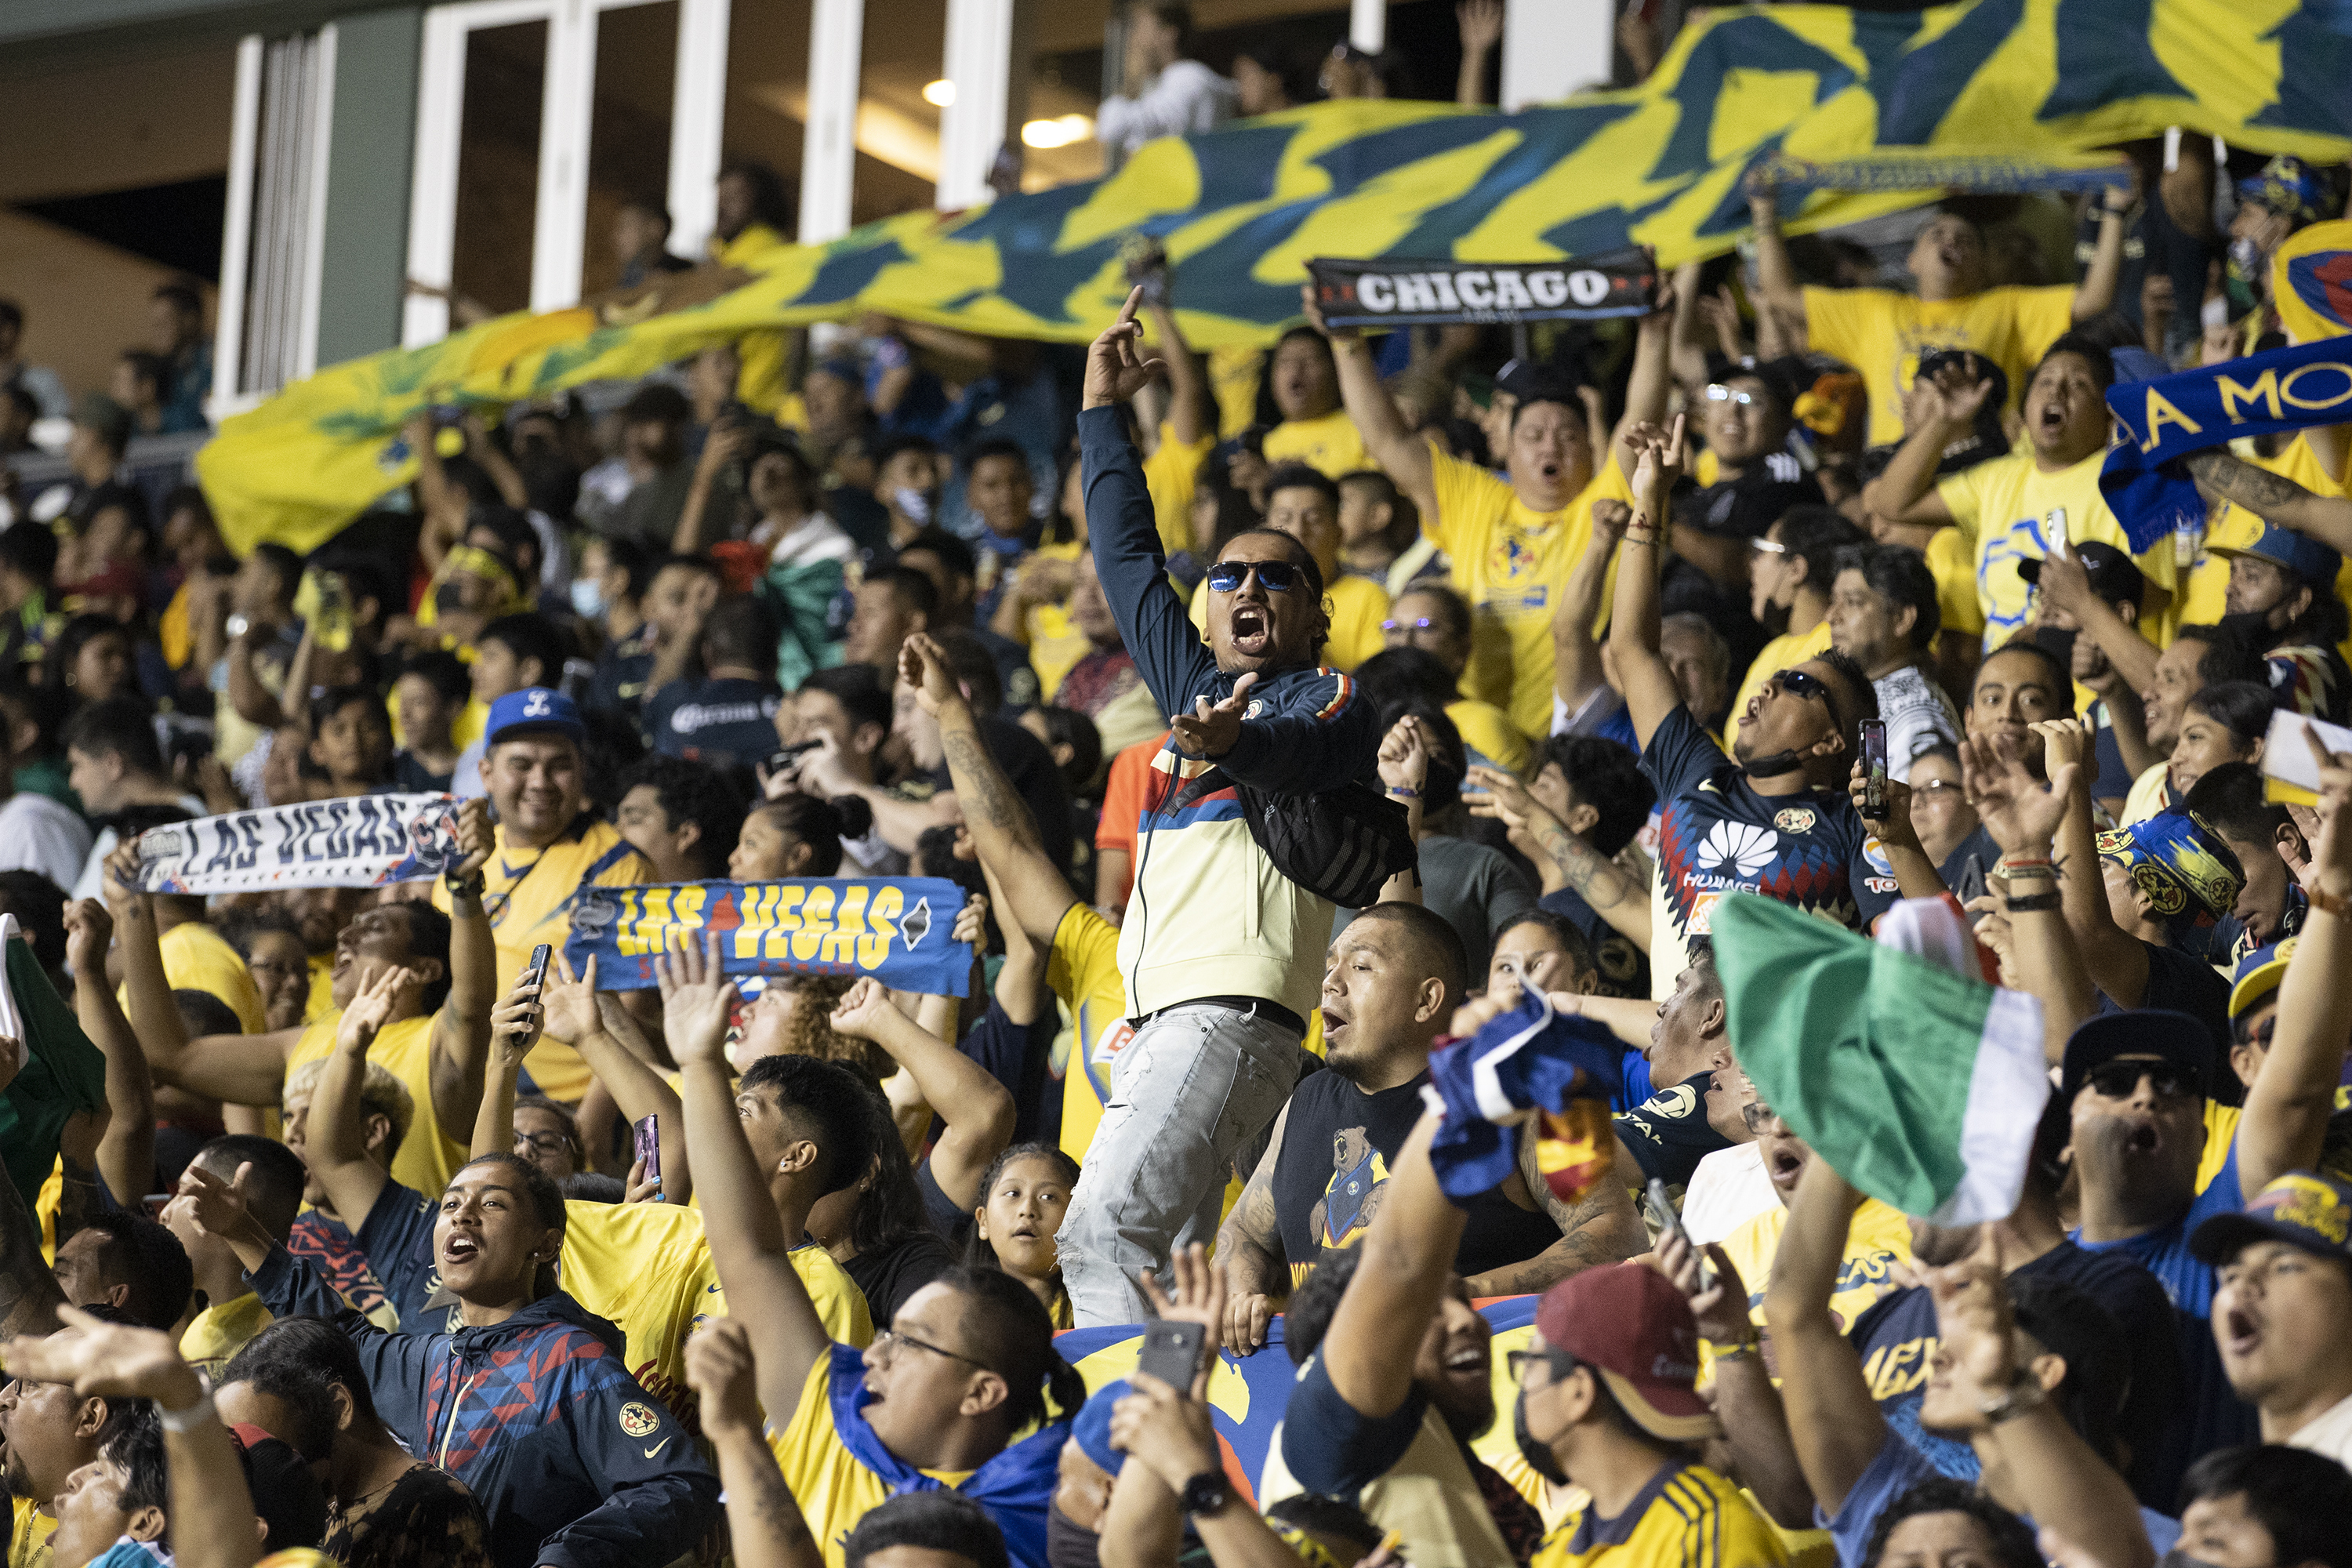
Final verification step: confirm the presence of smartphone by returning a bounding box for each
[524,942,552,990]
[1646,1178,1714,1290]
[765,739,822,775]
[632,1115,661,1193]
[142,1194,171,1219]
[1860,719,1888,818]
[1134,1318,1206,1392]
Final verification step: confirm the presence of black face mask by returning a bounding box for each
[2158,1550,2230,1568]
[1740,748,1809,781]
[1045,1503,1103,1568]
[1513,1388,1570,1486]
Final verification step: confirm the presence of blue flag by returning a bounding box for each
[1425,989,1623,1203]
[564,878,973,996]
[2100,336,2352,551]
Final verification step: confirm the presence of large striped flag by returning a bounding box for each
[1711,893,2048,1225]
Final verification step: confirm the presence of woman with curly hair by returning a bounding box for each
[727,971,885,1079]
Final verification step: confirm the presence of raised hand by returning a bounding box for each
[1588,498,1632,549]
[1928,358,1996,427]
[1377,714,1429,797]
[0,1305,203,1408]
[827,975,902,1042]
[1082,285,1171,410]
[1627,414,1686,518]
[1298,281,1357,342]
[655,932,739,1067]
[338,964,411,1055]
[452,797,495,882]
[1170,672,1258,760]
[623,1157,660,1204]
[61,900,113,982]
[102,840,146,909]
[1655,1229,1750,1347]
[539,950,602,1044]
[1847,762,1920,850]
[683,1317,766,1439]
[1457,0,1503,53]
[899,633,963,717]
[176,1162,270,1250]
[1136,1244,1229,1399]
[796,731,858,800]
[1960,733,2073,855]
[2028,717,2089,775]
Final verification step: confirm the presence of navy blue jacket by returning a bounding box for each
[252,1245,718,1568]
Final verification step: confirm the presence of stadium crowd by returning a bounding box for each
[5,5,2352,1568]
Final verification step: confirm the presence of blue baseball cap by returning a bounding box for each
[485,687,586,748]
[2191,1170,2352,1266]
[2211,518,2343,592]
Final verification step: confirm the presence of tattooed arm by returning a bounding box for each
[2188,448,2352,554]
[1465,765,1651,949]
[1460,1129,1648,1298]
[685,1321,822,1568]
[1214,1104,1290,1352]
[0,1152,68,1341]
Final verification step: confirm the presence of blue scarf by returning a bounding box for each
[2100,336,2352,551]
[1424,989,1623,1203]
[823,1345,1069,1568]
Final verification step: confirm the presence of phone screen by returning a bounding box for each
[633,1115,661,1189]
[1861,720,1888,816]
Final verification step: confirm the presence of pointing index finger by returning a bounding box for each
[1116,285,1145,329]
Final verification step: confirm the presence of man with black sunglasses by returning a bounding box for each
[1058,289,1384,1326]
[1609,421,1939,1001]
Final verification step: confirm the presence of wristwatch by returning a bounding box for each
[1178,1470,1232,1519]
[445,869,486,899]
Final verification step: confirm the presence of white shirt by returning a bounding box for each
[1874,662,1962,783]
[764,513,857,571]
[72,792,209,902]
[452,738,487,800]
[1681,1142,1778,1247]
[1097,60,1237,158]
[0,793,92,894]
[2288,1390,2352,1468]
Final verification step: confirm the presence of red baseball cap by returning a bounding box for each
[1534,1262,1717,1442]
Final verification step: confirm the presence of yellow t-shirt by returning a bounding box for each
[1050,902,1133,1164]
[1718,1195,1914,1336]
[10,1496,55,1568]
[306,954,336,1024]
[121,921,266,1036]
[1141,421,1213,563]
[1207,346,1264,439]
[1428,445,1634,736]
[1261,410,1372,481]
[180,1290,273,1377]
[768,1350,975,1568]
[285,1014,470,1200]
[1534,1461,1791,1568]
[2200,1101,2241,1196]
[1802,285,2077,447]
[432,818,650,1102]
[713,223,794,414]
[1926,524,1984,640]
[1449,699,1532,775]
[1723,621,1834,753]
[1184,565,1388,673]
[2122,759,2176,827]
[1936,448,2179,647]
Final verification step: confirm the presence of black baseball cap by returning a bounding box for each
[2017,541,2149,611]
[2058,1011,2211,1104]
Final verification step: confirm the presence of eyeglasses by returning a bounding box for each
[1381,617,1439,633]
[2082,1060,2199,1102]
[1911,779,1965,796]
[1741,1102,1787,1134]
[1207,559,1302,594]
[1703,384,1760,408]
[1504,1347,1580,1386]
[871,1327,994,1374]
[514,1132,572,1156]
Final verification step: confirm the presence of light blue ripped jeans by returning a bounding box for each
[1056,1000,1308,1327]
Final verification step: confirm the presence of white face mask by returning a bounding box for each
[568,579,605,619]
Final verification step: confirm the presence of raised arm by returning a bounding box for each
[684,1320,822,1568]
[1961,734,2096,1060]
[1304,285,1437,524]
[664,934,832,1417]
[909,633,1080,949]
[539,953,692,1203]
[830,978,1013,1213]
[313,966,412,1232]
[63,901,153,1213]
[1608,279,1676,477]
[2038,721,2150,1008]
[0,1140,67,1339]
[1859,366,1990,527]
[1760,1157,1891,1519]
[430,797,499,1142]
[2034,549,2161,698]
[2238,723,2352,1192]
[2071,187,2133,321]
[1847,765,1948,902]
[1605,418,1690,747]
[1657,1231,1814,1528]
[675,423,750,555]
[1466,765,1650,949]
[1552,502,1628,720]
[1745,183,1808,338]
[2186,448,2352,555]
[1145,301,1213,450]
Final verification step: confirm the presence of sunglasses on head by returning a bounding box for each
[2083,1059,2199,1101]
[1207,559,1303,593]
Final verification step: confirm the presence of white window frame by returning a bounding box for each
[402,0,728,347]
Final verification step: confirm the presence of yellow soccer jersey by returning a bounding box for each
[1427,445,1632,736]
[1261,409,1373,480]
[1141,420,1213,562]
[1802,285,2076,448]
[1935,448,2179,648]
[306,954,335,1023]
[180,1290,273,1378]
[1719,1195,1913,1336]
[433,818,650,1102]
[768,1352,975,1568]
[1535,1461,1791,1568]
[1050,902,1133,1164]
[285,1014,470,1200]
[129,920,267,1034]
[1722,621,1834,754]
[1449,699,1532,775]
[10,1496,55,1568]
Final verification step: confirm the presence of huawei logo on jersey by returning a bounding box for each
[1700,820,1777,880]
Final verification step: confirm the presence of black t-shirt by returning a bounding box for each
[1272,1066,1560,1290]
[589,626,656,720]
[1849,1239,2187,1511]
[1936,823,2001,901]
[646,676,782,770]
[1675,452,1822,539]
[915,1159,972,1245]
[1540,886,1650,999]
[391,750,452,794]
[2098,940,2230,1086]
[1613,1070,1733,1189]
[914,713,1073,877]
[960,991,1062,1150]
[844,1229,958,1329]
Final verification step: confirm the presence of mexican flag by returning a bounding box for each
[1711,894,2049,1225]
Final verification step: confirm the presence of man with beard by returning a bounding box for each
[1214,905,1642,1349]
[1610,422,1932,999]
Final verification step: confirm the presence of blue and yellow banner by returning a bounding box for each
[197,0,2352,554]
[564,877,973,996]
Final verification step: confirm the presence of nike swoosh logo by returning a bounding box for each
[643,1439,670,1459]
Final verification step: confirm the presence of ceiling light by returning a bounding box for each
[922,78,955,106]
[1020,113,1094,149]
